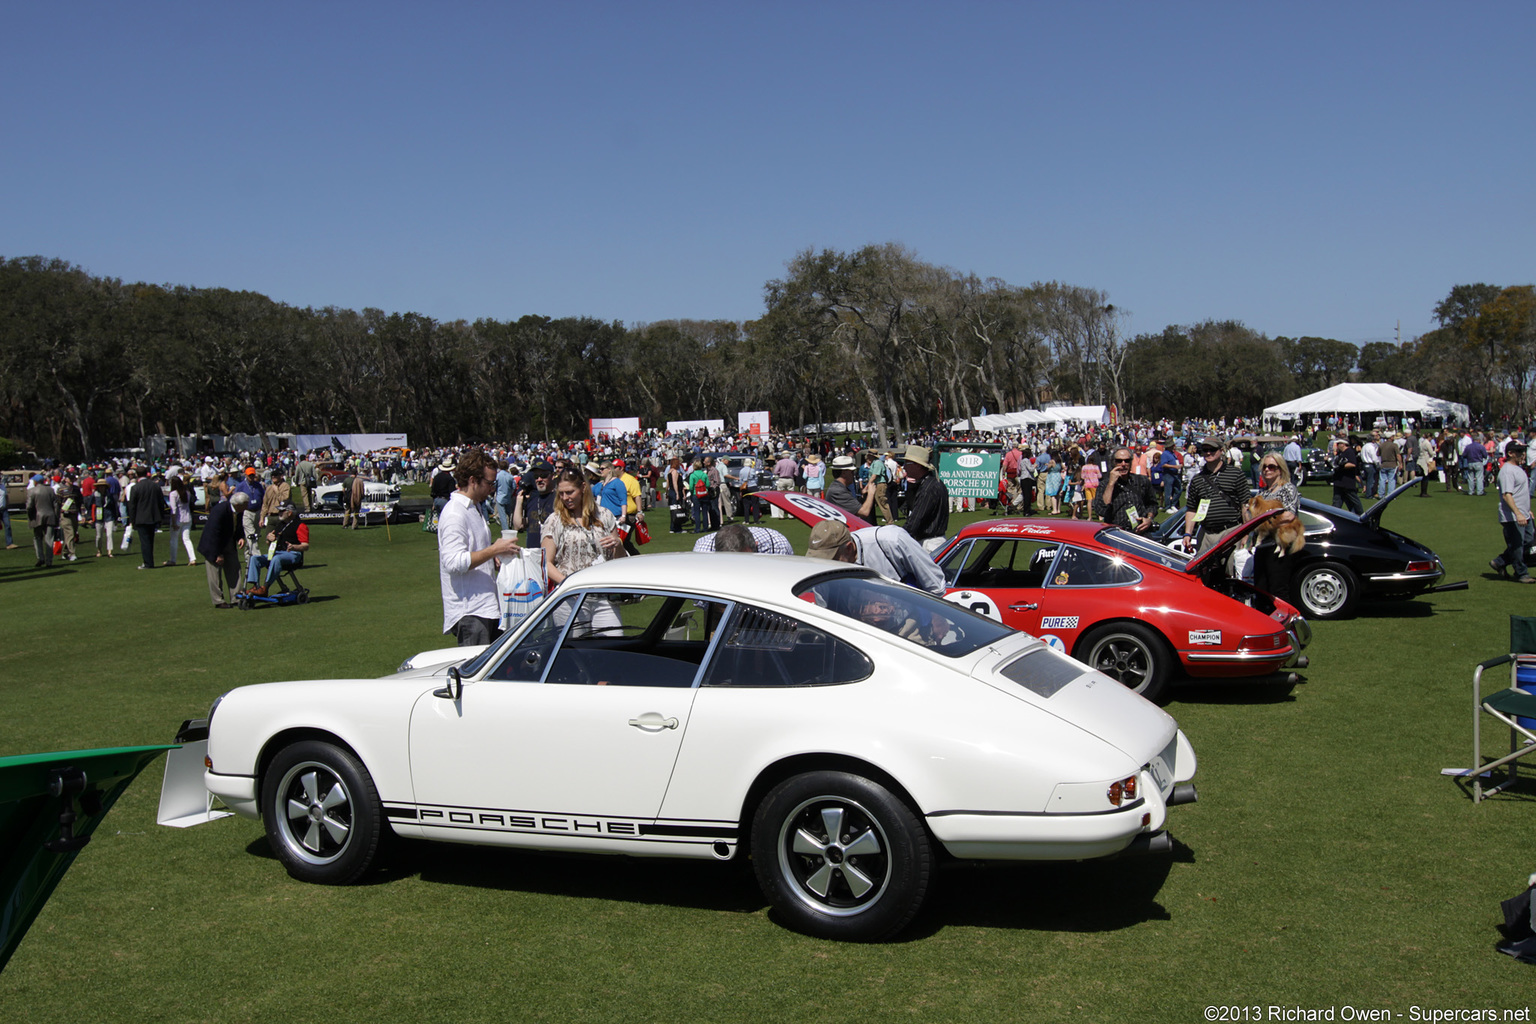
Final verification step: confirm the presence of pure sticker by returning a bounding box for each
[1188,629,1222,645]
[1040,616,1079,629]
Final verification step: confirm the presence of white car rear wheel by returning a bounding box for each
[752,771,931,941]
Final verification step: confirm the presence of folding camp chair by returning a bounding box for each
[1467,615,1536,802]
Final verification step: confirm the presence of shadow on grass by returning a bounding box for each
[0,566,79,582]
[402,840,766,914]
[1171,681,1298,706]
[307,834,1187,938]
[1356,600,1437,619]
[1449,774,1536,804]
[900,852,1178,938]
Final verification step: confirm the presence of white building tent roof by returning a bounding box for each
[949,409,1062,432]
[1262,383,1469,425]
[1047,405,1111,425]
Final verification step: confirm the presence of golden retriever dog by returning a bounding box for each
[1247,495,1306,556]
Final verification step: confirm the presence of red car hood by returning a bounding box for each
[1184,507,1285,576]
[758,490,874,531]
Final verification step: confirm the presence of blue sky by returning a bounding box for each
[4,1,1531,346]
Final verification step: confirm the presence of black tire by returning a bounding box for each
[296,589,309,604]
[1294,562,1360,620]
[1077,622,1172,704]
[751,771,931,941]
[260,740,385,885]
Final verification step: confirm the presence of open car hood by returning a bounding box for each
[1359,478,1417,528]
[757,490,873,531]
[1184,507,1285,575]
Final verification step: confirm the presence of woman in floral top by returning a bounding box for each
[541,469,626,588]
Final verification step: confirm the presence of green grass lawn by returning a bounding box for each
[2,488,1534,1021]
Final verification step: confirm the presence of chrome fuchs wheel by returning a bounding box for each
[777,795,893,917]
[1079,622,1171,704]
[261,740,385,884]
[274,760,354,865]
[752,771,930,941]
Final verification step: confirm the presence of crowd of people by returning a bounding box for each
[9,415,1535,629]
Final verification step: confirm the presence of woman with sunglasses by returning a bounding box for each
[1249,456,1302,603]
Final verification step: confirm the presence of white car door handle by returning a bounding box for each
[629,713,680,731]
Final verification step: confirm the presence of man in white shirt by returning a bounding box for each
[439,449,522,645]
[1360,432,1381,498]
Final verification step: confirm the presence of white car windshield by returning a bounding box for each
[794,575,1014,657]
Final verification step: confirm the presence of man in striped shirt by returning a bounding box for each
[1181,436,1251,555]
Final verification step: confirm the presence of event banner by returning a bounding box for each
[589,417,640,438]
[938,451,1002,499]
[738,410,770,436]
[666,419,725,434]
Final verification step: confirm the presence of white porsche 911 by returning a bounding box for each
[197,553,1197,940]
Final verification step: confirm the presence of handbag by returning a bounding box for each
[635,519,651,544]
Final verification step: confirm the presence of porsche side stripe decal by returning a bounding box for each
[384,804,738,840]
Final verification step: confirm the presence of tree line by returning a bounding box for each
[2,250,1530,462]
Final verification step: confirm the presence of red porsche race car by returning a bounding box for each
[759,492,1310,704]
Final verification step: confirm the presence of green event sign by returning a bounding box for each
[937,451,1001,499]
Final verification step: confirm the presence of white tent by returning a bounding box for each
[1046,404,1111,426]
[949,409,1062,432]
[1262,383,1469,427]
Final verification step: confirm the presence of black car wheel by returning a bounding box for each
[260,740,385,884]
[1077,622,1171,704]
[752,771,931,941]
[1294,562,1360,620]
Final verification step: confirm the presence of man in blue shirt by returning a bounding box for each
[597,462,629,521]
[494,460,516,536]
[1154,438,1183,510]
[1283,436,1304,481]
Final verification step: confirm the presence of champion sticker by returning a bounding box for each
[1038,633,1067,652]
[1188,629,1222,645]
[1040,616,1079,629]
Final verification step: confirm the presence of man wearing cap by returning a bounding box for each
[805,519,946,595]
[825,455,863,517]
[899,445,949,552]
[233,468,265,555]
[1331,435,1362,514]
[243,501,310,597]
[1490,439,1534,584]
[201,490,244,607]
[1181,437,1251,553]
[513,462,557,552]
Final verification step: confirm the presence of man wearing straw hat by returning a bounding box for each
[899,444,948,553]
